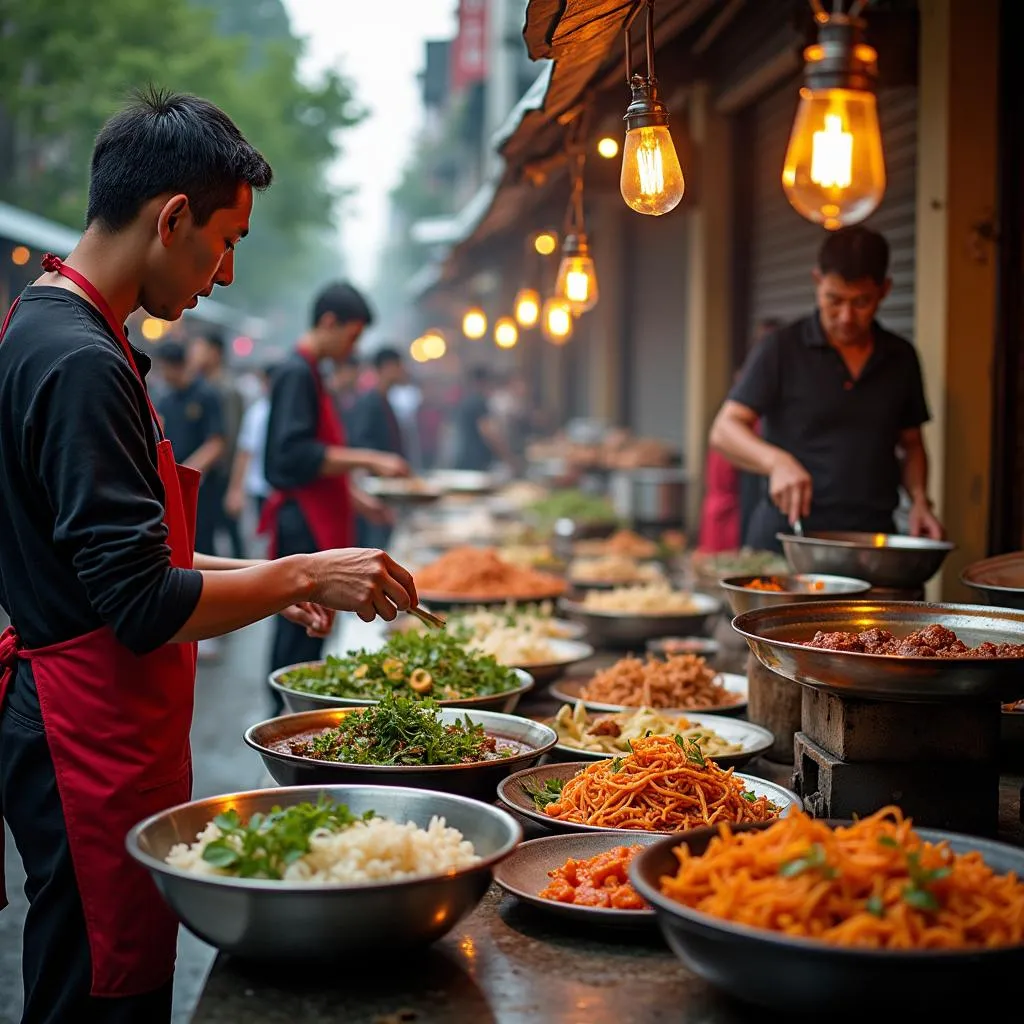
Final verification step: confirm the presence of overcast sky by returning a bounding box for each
[281,0,458,288]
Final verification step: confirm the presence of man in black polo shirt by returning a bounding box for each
[710,226,944,552]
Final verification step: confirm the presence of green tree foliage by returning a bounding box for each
[0,0,363,320]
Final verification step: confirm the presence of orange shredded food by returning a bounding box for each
[744,577,786,591]
[579,654,741,709]
[543,735,780,832]
[539,844,648,909]
[659,806,1024,950]
[415,546,566,600]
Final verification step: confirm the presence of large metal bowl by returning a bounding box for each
[558,592,723,648]
[719,573,872,616]
[244,706,557,799]
[733,600,1024,702]
[961,551,1024,610]
[269,664,534,715]
[125,784,522,961]
[631,820,1024,1012]
[777,531,955,589]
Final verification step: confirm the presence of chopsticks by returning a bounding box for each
[408,606,447,630]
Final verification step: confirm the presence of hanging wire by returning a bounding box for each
[809,0,870,17]
[624,0,656,85]
[562,112,590,237]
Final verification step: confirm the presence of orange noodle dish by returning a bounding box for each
[415,546,566,601]
[578,653,742,709]
[539,844,648,909]
[530,735,779,832]
[659,806,1024,950]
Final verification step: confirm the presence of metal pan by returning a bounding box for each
[733,600,1024,702]
[961,551,1024,610]
[631,820,1024,1013]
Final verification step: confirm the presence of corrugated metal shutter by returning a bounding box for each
[744,79,919,345]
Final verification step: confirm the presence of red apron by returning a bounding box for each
[257,347,353,555]
[0,255,199,997]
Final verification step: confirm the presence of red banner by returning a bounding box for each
[450,0,488,93]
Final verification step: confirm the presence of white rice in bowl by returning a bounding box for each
[165,815,481,884]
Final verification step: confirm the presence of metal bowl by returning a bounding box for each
[360,477,445,505]
[269,664,535,715]
[719,573,872,617]
[645,636,722,662]
[733,600,1024,702]
[498,762,801,836]
[961,551,1024,610]
[631,820,1024,1012]
[777,531,954,589]
[244,706,557,799]
[125,784,521,961]
[558,592,723,648]
[507,638,595,686]
[418,586,568,612]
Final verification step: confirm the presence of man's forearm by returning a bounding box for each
[321,446,381,477]
[900,443,929,503]
[710,416,783,476]
[227,450,251,494]
[171,555,314,642]
[192,553,265,571]
[185,436,226,475]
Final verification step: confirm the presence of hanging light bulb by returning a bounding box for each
[619,1,685,216]
[494,317,519,349]
[533,231,557,256]
[513,287,541,328]
[597,137,619,159]
[410,336,430,363]
[782,4,885,229]
[541,297,573,344]
[421,331,447,360]
[461,307,487,340]
[555,235,599,315]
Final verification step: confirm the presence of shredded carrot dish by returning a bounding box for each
[579,654,741,709]
[542,735,779,832]
[415,547,566,600]
[744,577,786,591]
[539,844,648,909]
[659,806,1024,950]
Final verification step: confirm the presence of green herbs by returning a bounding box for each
[200,795,373,879]
[280,630,521,701]
[525,777,565,810]
[778,843,837,880]
[288,696,513,766]
[525,491,619,531]
[674,734,706,767]
[901,850,950,912]
[866,894,886,918]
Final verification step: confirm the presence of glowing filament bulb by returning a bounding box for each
[811,114,853,189]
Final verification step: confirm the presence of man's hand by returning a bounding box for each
[908,498,945,540]
[352,488,395,526]
[769,451,813,526]
[224,486,245,518]
[281,602,335,638]
[309,548,417,623]
[368,452,411,478]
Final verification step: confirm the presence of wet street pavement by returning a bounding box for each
[0,611,382,1024]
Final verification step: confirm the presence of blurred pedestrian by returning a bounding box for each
[329,355,360,430]
[225,361,275,526]
[188,328,246,558]
[259,282,410,713]
[452,366,511,472]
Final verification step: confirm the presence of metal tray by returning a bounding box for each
[777,531,954,589]
[732,600,1024,702]
[631,820,1024,1012]
[961,551,1024,610]
[497,762,801,836]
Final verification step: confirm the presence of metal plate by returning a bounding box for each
[961,551,1024,610]
[558,593,722,647]
[269,665,535,715]
[718,574,872,617]
[497,762,801,836]
[244,707,558,800]
[360,478,444,504]
[548,673,748,717]
[419,585,568,611]
[733,600,1024,702]
[630,821,1024,1013]
[777,531,954,589]
[505,639,596,686]
[545,711,773,769]
[492,832,662,929]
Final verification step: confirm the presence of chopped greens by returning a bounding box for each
[200,795,373,879]
[286,696,514,766]
[279,630,521,701]
[525,777,565,810]
[866,894,885,918]
[675,734,707,767]
[901,850,950,913]
[778,843,837,880]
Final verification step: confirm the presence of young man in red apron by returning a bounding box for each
[258,281,411,714]
[0,91,417,1024]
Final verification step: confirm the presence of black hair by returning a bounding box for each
[192,328,225,353]
[373,347,402,370]
[311,281,374,328]
[817,226,890,285]
[86,87,273,231]
[155,340,187,365]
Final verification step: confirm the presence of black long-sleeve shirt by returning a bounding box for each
[0,288,203,658]
[263,350,328,491]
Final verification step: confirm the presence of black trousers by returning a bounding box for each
[267,501,328,716]
[0,679,173,1024]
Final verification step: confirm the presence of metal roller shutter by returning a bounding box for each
[744,78,919,346]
